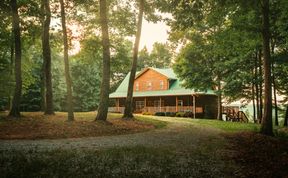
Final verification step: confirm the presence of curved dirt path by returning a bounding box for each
[0,116,224,151]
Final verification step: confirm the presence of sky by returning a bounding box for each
[139,19,170,52]
[67,19,170,55]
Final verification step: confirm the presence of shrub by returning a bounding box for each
[142,112,152,115]
[165,112,176,117]
[154,112,165,116]
[176,112,185,117]
[184,111,193,117]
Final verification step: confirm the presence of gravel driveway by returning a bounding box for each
[0,116,223,151]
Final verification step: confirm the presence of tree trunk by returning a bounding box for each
[252,52,256,123]
[42,0,54,115]
[9,0,22,118]
[40,0,45,112]
[60,0,74,121]
[122,0,144,120]
[8,34,14,110]
[40,60,46,111]
[255,51,260,123]
[217,78,222,120]
[95,0,111,121]
[271,42,278,126]
[259,49,263,123]
[284,105,288,127]
[260,0,273,136]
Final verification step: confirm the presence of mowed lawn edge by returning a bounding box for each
[0,112,167,140]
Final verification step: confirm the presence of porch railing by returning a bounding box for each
[108,106,203,114]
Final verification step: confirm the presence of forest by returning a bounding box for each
[1,0,288,177]
[0,0,288,136]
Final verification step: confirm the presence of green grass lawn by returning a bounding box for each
[189,119,260,132]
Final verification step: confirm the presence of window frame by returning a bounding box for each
[160,80,164,89]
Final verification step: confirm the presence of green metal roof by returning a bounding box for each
[150,68,177,79]
[110,68,216,98]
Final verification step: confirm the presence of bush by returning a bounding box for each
[154,112,165,116]
[142,112,152,115]
[184,111,193,117]
[175,112,185,117]
[165,112,176,117]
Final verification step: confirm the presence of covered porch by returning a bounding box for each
[109,95,217,119]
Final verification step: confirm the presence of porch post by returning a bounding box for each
[144,97,147,112]
[176,96,178,112]
[116,98,120,112]
[193,95,196,119]
[160,97,162,112]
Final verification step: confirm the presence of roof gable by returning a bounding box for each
[110,67,216,98]
[135,67,176,80]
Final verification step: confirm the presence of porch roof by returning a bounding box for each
[109,89,215,98]
[110,69,216,98]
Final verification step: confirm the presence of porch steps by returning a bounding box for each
[223,107,249,123]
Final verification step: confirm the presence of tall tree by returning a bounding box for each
[60,0,74,121]
[122,0,144,119]
[42,0,54,115]
[149,42,172,68]
[260,0,273,136]
[95,0,111,121]
[9,0,22,118]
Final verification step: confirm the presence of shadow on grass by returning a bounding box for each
[0,145,234,178]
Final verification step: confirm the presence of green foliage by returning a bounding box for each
[71,60,101,111]
[137,43,173,70]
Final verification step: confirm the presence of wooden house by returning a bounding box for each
[109,67,218,119]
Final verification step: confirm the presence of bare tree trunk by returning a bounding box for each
[259,49,263,123]
[8,35,14,110]
[40,61,46,111]
[40,0,46,112]
[260,0,273,136]
[60,0,74,121]
[271,42,278,126]
[272,76,278,126]
[217,77,222,120]
[284,105,288,127]
[95,0,111,121]
[42,0,54,115]
[122,0,144,120]
[9,0,22,118]
[255,51,260,123]
[252,65,256,123]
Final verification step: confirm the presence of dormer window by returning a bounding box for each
[147,81,152,90]
[160,80,164,89]
[135,82,139,91]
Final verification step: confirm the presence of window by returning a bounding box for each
[154,100,164,107]
[177,100,183,106]
[135,82,139,91]
[160,80,164,89]
[136,101,145,110]
[147,81,152,90]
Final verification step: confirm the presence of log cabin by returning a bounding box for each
[109,67,218,119]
